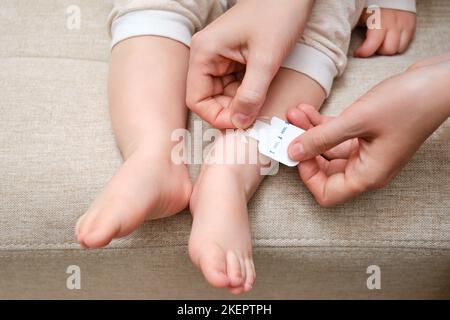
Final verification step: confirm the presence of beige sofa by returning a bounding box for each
[0,0,449,299]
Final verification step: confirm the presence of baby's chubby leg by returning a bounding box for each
[189,68,325,294]
[76,37,192,248]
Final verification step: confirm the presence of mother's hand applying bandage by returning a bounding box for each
[287,54,450,206]
[186,0,313,129]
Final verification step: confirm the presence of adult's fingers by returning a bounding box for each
[298,158,364,207]
[186,72,235,128]
[354,28,386,58]
[229,50,280,129]
[315,156,348,176]
[286,104,317,130]
[288,109,365,162]
[291,104,331,127]
[186,48,239,128]
[287,104,356,160]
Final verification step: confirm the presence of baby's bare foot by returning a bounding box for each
[75,149,191,248]
[189,164,258,295]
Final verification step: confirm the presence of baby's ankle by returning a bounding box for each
[201,131,269,199]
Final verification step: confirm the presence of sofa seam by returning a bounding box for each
[1,239,450,252]
[1,238,449,245]
[0,55,108,64]
[0,247,448,259]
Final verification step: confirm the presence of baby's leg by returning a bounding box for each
[189,69,325,294]
[76,37,192,248]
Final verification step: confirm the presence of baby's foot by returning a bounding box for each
[76,149,192,248]
[189,164,258,295]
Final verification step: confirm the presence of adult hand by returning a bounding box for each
[186,0,313,129]
[287,55,450,206]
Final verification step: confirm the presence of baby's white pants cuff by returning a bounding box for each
[365,0,417,13]
[111,10,338,97]
[111,10,193,49]
[282,43,338,97]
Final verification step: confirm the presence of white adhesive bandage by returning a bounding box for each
[248,117,304,167]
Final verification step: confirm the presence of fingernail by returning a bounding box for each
[290,143,305,160]
[232,113,252,128]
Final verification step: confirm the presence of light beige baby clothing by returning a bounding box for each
[108,0,416,96]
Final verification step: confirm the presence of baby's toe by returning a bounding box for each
[82,225,118,249]
[229,287,245,295]
[244,258,256,292]
[75,214,88,247]
[194,244,230,289]
[76,211,98,248]
[226,251,245,288]
[75,213,86,238]
[77,207,121,249]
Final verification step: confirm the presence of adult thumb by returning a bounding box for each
[288,112,364,161]
[230,52,279,129]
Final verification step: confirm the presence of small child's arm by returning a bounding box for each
[354,0,416,57]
